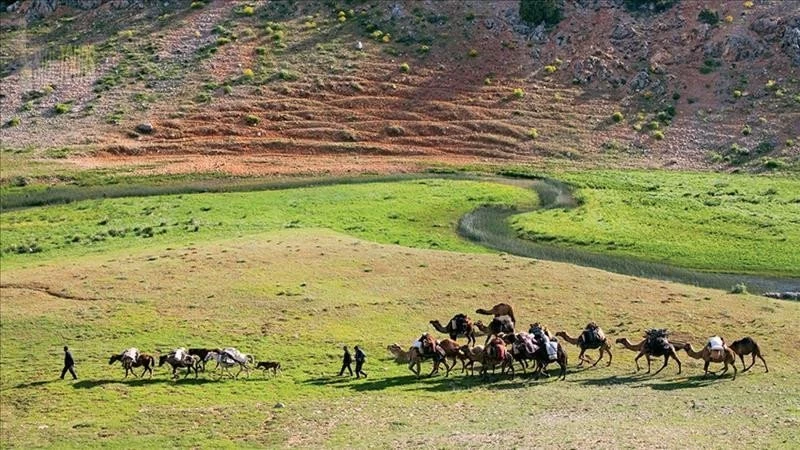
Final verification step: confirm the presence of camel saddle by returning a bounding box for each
[707,336,725,359]
[449,314,470,335]
[488,337,506,361]
[581,324,605,347]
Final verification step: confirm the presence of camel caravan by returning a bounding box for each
[109,346,280,380]
[389,303,769,382]
[105,301,768,383]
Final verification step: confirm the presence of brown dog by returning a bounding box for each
[256,361,281,376]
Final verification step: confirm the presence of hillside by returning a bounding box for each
[1,0,799,179]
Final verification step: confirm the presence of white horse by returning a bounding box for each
[205,350,254,380]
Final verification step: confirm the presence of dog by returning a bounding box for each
[256,361,281,376]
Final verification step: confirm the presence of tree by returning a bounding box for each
[519,0,562,26]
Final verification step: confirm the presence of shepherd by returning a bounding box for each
[354,345,367,379]
[60,346,77,380]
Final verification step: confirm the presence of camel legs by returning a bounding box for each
[651,354,671,376]
[634,351,648,372]
[703,360,711,377]
[743,353,769,373]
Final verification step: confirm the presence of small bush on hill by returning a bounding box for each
[652,130,665,140]
[385,125,405,136]
[54,103,71,114]
[519,0,562,26]
[400,62,410,73]
[6,116,21,127]
[741,125,751,136]
[544,65,557,74]
[698,9,720,26]
[512,88,525,99]
[245,114,260,126]
[527,128,539,139]
[468,49,478,57]
[611,111,624,123]
[730,283,748,294]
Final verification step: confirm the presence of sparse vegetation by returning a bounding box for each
[399,62,410,73]
[741,124,751,136]
[6,116,21,127]
[468,49,478,57]
[519,0,562,26]
[611,111,624,123]
[527,128,539,139]
[651,130,664,140]
[245,114,260,126]
[698,8,720,26]
[54,103,71,114]
[544,65,557,74]
[512,88,525,99]
[730,282,748,294]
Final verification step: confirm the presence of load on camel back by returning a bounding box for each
[706,336,726,359]
[580,322,605,348]
[529,323,558,361]
[221,347,253,365]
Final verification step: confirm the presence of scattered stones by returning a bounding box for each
[274,402,285,409]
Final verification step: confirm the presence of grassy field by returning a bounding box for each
[510,170,800,277]
[1,229,798,448]
[0,178,536,268]
[1,177,799,448]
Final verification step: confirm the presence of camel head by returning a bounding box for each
[614,337,626,345]
[555,331,567,338]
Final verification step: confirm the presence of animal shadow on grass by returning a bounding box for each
[575,374,717,390]
[71,378,215,389]
[14,380,59,389]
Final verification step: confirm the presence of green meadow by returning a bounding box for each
[1,174,799,448]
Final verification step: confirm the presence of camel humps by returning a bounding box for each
[475,303,515,325]
[682,341,737,380]
[556,322,612,368]
[729,337,769,373]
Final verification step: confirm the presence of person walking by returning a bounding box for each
[338,345,353,376]
[60,346,77,380]
[354,345,367,379]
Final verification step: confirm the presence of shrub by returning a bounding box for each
[223,85,233,94]
[419,45,430,53]
[277,69,298,81]
[787,139,795,147]
[468,49,478,57]
[743,1,753,8]
[519,0,562,25]
[385,125,405,136]
[241,5,254,16]
[652,130,665,140]
[611,111,624,123]
[733,89,742,98]
[762,158,787,170]
[648,121,660,130]
[724,15,734,23]
[382,34,391,43]
[624,0,678,12]
[698,8,720,26]
[6,116,21,127]
[242,68,254,78]
[255,46,267,55]
[399,62,410,73]
[245,114,260,126]
[512,88,525,99]
[190,1,204,9]
[217,37,231,45]
[741,124,751,136]
[527,128,539,139]
[54,103,71,114]
[484,77,492,85]
[672,92,681,100]
[195,92,212,103]
[730,283,748,294]
[544,65,557,74]
[765,79,777,91]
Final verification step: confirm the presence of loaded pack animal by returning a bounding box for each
[108,352,155,378]
[506,332,567,380]
[480,335,515,378]
[475,303,516,325]
[615,329,681,375]
[406,333,450,377]
[682,337,737,380]
[158,348,201,379]
[204,350,254,380]
[429,313,476,347]
[189,348,221,371]
[555,322,613,368]
[475,315,515,345]
[728,337,769,373]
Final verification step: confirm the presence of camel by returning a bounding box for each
[682,342,737,380]
[556,325,613,368]
[429,314,476,347]
[506,333,567,380]
[475,303,516,324]
[457,344,485,375]
[475,315,515,345]
[406,336,461,377]
[189,348,220,371]
[108,353,155,378]
[616,334,681,375]
[387,344,412,363]
[158,353,201,379]
[480,336,514,378]
[729,337,769,373]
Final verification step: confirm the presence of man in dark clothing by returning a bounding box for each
[338,345,353,376]
[61,346,77,380]
[354,345,367,379]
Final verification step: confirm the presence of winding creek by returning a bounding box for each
[4,173,798,295]
[458,177,800,296]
